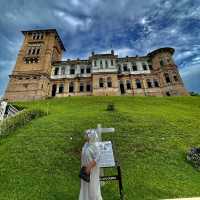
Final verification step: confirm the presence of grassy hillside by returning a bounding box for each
[0,96,200,200]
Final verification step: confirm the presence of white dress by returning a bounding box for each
[79,143,103,200]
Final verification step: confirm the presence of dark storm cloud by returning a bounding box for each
[0,0,200,96]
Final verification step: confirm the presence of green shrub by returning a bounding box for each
[190,92,200,96]
[0,109,47,137]
[106,103,115,111]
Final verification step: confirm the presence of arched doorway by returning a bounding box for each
[52,84,57,97]
[120,82,125,95]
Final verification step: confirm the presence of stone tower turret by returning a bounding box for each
[4,29,65,101]
[148,47,188,96]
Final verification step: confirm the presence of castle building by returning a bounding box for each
[4,29,188,101]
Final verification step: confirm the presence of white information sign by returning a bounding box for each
[97,141,115,168]
[0,101,7,121]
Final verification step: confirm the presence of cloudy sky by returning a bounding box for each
[0,0,200,96]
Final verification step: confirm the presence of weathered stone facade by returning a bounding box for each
[4,29,188,101]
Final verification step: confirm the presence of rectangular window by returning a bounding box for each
[126,80,131,90]
[107,82,112,88]
[132,63,137,71]
[149,64,153,70]
[111,60,114,66]
[61,67,65,75]
[147,80,152,88]
[154,80,159,87]
[59,84,64,93]
[105,60,108,68]
[69,83,74,93]
[86,67,91,73]
[80,83,84,92]
[54,68,59,75]
[70,67,75,74]
[143,63,147,70]
[81,68,85,74]
[99,78,104,88]
[123,64,128,71]
[86,84,91,92]
[136,80,142,89]
[165,73,171,83]
[100,60,103,69]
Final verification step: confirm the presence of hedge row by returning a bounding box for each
[0,109,47,137]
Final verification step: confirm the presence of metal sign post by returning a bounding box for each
[95,124,124,200]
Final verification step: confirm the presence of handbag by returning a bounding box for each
[79,167,90,183]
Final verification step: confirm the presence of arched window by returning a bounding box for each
[160,60,164,67]
[34,58,39,63]
[174,75,178,82]
[153,79,159,87]
[32,33,36,40]
[36,48,40,55]
[59,84,64,93]
[28,48,32,55]
[107,77,112,88]
[80,82,84,92]
[32,48,36,55]
[164,73,171,83]
[61,67,65,75]
[136,79,142,89]
[146,79,152,88]
[99,78,104,88]
[126,80,131,90]
[69,82,74,93]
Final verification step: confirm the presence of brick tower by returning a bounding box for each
[147,48,189,96]
[4,29,65,101]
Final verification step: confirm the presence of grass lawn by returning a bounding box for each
[0,96,200,200]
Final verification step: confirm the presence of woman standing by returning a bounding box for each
[79,129,103,200]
